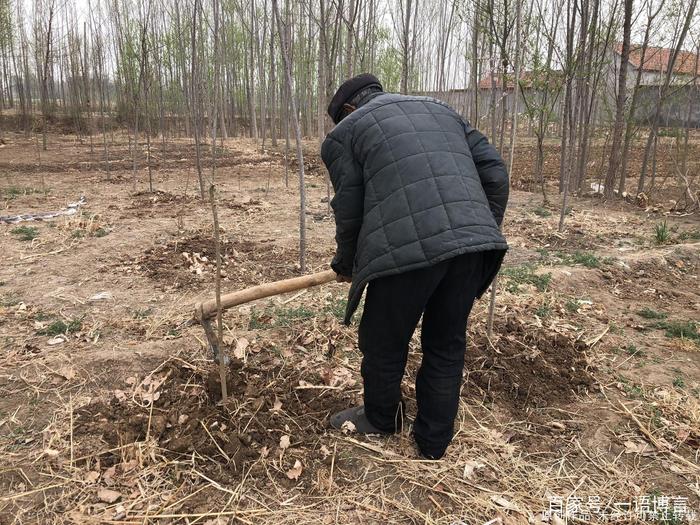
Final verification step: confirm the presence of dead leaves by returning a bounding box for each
[270,396,283,413]
[233,337,249,359]
[286,459,303,480]
[96,488,121,504]
[623,440,651,455]
[463,459,486,480]
[84,471,100,484]
[278,435,303,480]
[134,370,171,405]
[321,365,356,388]
[53,365,76,381]
[279,435,291,451]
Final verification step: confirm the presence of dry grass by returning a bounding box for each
[1,133,699,523]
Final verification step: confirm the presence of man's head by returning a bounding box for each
[327,73,383,124]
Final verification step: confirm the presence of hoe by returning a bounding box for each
[194,269,337,363]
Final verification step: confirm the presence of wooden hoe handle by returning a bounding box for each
[195,269,337,321]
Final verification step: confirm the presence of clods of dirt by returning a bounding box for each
[75,357,351,483]
[131,190,194,204]
[466,315,595,410]
[119,190,202,219]
[134,233,305,289]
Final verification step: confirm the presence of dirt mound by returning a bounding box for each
[135,233,300,288]
[75,358,351,483]
[465,316,594,410]
[124,190,197,218]
[602,246,699,306]
[130,190,195,205]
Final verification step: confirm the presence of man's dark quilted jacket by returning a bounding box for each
[321,93,509,325]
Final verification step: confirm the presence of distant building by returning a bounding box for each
[609,43,700,127]
[612,42,700,86]
[420,43,699,129]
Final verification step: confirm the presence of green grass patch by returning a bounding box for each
[94,227,109,237]
[570,251,601,268]
[637,307,667,320]
[132,308,152,319]
[654,320,699,341]
[501,264,551,293]
[609,322,625,335]
[37,316,84,336]
[624,382,644,399]
[3,187,42,200]
[540,250,608,269]
[623,344,645,358]
[535,301,552,318]
[0,293,21,307]
[248,310,268,330]
[648,319,699,342]
[249,305,315,329]
[274,305,315,326]
[678,228,700,241]
[565,298,579,313]
[10,226,39,241]
[323,296,348,320]
[654,221,670,244]
[532,206,551,218]
[673,376,685,388]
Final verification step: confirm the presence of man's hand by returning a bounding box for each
[336,273,352,283]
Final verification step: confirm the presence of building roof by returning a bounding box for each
[614,42,700,76]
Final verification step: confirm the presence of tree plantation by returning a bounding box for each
[0,0,699,523]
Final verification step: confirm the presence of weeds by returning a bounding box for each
[654,221,670,244]
[274,305,314,326]
[540,250,609,269]
[3,187,42,200]
[249,305,314,329]
[249,300,347,329]
[624,344,645,358]
[565,298,579,313]
[627,385,644,398]
[652,320,699,342]
[132,308,152,319]
[0,293,21,307]
[248,309,268,330]
[609,322,625,335]
[501,264,551,293]
[10,226,39,241]
[37,316,84,336]
[535,301,552,318]
[677,229,700,241]
[570,251,601,268]
[637,307,667,320]
[532,206,551,218]
[323,296,348,320]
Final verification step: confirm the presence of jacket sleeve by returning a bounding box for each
[462,119,509,227]
[321,133,364,277]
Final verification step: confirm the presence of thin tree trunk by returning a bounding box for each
[603,0,632,198]
[190,0,206,198]
[274,0,306,272]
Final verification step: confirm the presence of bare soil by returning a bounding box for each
[1,133,699,524]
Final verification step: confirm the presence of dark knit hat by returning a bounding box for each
[327,73,383,124]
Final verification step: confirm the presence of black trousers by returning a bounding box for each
[358,251,491,458]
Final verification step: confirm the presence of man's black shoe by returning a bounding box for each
[330,405,389,434]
